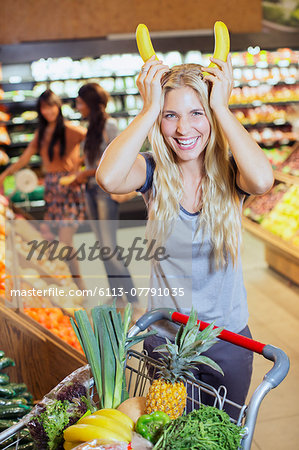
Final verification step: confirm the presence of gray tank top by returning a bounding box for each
[137,152,249,338]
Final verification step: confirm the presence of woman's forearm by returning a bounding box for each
[83,169,96,178]
[5,157,29,176]
[214,107,274,194]
[96,109,156,192]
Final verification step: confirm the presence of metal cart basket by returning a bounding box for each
[0,308,290,450]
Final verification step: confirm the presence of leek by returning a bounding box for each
[71,301,155,409]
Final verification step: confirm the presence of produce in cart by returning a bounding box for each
[153,405,244,450]
[27,365,95,450]
[71,302,156,410]
[0,308,290,450]
[145,310,223,419]
[63,408,134,445]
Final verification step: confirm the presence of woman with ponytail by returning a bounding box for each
[75,83,138,305]
[96,54,274,415]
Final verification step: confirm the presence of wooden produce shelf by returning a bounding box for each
[0,300,86,400]
[274,171,299,185]
[265,245,299,286]
[242,216,299,285]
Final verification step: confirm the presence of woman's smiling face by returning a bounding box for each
[161,86,211,162]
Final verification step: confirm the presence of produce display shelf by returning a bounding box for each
[273,170,299,185]
[244,121,291,129]
[235,80,298,88]
[242,216,299,285]
[229,100,299,109]
[0,299,86,400]
[242,216,299,261]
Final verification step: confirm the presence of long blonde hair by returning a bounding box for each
[146,64,241,268]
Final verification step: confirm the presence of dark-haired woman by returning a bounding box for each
[0,89,87,289]
[75,83,138,305]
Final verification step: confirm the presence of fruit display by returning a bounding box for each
[0,351,34,449]
[24,308,83,353]
[244,182,299,248]
[262,146,293,169]
[233,104,297,126]
[0,149,9,166]
[243,183,289,223]
[230,84,299,106]
[0,126,10,146]
[260,185,299,243]
[276,144,299,176]
[0,111,10,122]
[0,194,83,352]
[248,127,296,147]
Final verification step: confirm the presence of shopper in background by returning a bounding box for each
[75,82,138,305]
[0,89,87,290]
[96,55,274,416]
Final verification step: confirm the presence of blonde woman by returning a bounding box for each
[96,55,274,415]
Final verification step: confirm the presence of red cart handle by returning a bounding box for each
[132,308,265,353]
[131,308,289,389]
[171,311,265,354]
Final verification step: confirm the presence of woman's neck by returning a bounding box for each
[177,153,205,213]
[178,153,205,182]
[46,121,57,131]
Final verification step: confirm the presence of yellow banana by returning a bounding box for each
[203,21,230,75]
[92,408,134,430]
[78,414,132,442]
[136,24,158,62]
[63,423,129,443]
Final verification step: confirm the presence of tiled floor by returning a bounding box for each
[242,231,299,450]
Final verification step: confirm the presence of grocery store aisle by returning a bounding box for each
[242,231,299,450]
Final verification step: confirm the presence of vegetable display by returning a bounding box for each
[71,302,155,410]
[153,405,244,449]
[0,351,34,448]
[145,309,223,419]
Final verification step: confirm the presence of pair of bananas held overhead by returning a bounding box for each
[136,21,230,71]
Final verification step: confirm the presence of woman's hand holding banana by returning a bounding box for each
[202,21,230,74]
[204,53,234,112]
[202,22,232,113]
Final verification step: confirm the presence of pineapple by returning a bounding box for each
[145,309,224,419]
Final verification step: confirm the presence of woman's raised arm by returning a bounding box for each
[96,57,169,194]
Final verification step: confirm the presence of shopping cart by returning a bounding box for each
[0,308,290,450]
